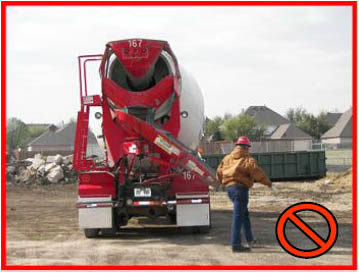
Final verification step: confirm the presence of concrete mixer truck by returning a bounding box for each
[74,39,219,238]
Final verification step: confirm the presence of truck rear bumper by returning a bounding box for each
[76,194,210,229]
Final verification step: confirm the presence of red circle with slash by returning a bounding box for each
[276,202,338,259]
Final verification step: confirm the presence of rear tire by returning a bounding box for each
[84,228,99,238]
[168,213,176,224]
[101,228,117,237]
[192,226,210,234]
[198,225,210,234]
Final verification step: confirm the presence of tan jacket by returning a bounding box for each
[216,146,271,188]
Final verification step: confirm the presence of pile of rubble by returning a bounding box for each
[6,154,77,185]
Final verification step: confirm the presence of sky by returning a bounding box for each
[6,5,353,135]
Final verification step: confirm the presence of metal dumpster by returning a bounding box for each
[203,151,326,181]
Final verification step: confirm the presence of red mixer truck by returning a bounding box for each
[74,39,219,238]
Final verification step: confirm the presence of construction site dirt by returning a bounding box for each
[6,170,353,266]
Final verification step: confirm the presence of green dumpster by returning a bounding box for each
[203,151,326,181]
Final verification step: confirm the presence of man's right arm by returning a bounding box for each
[216,160,224,183]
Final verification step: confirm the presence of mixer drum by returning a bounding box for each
[105,43,205,150]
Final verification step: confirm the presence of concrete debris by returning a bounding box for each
[34,153,42,160]
[45,163,57,173]
[28,156,46,170]
[17,169,37,184]
[46,154,63,165]
[63,155,73,165]
[46,156,56,164]
[6,154,78,185]
[324,179,332,185]
[47,166,64,183]
[37,165,46,177]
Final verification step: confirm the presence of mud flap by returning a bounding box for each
[176,204,210,227]
[78,197,113,229]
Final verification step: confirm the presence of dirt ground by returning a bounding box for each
[6,170,353,266]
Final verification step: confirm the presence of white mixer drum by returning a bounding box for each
[177,67,205,150]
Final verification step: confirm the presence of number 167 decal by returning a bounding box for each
[183,171,195,181]
[128,39,142,47]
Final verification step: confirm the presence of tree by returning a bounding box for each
[206,116,224,140]
[285,107,330,139]
[205,113,234,141]
[6,118,30,152]
[286,107,308,124]
[27,124,48,139]
[220,114,266,141]
[205,112,267,142]
[316,110,331,139]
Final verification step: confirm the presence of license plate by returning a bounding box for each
[134,188,151,197]
[122,47,149,59]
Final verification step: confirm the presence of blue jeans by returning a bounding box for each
[226,185,254,247]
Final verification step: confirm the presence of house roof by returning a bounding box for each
[270,123,312,140]
[325,113,342,128]
[245,106,289,126]
[26,122,98,147]
[321,108,352,139]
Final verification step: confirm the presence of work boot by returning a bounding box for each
[232,245,251,253]
[248,239,257,248]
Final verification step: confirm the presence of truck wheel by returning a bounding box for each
[84,228,99,238]
[198,225,210,234]
[168,213,176,224]
[101,228,117,237]
[192,226,210,234]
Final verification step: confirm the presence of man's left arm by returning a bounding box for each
[248,159,272,187]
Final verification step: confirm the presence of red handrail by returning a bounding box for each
[77,54,103,109]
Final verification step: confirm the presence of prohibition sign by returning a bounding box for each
[276,202,338,259]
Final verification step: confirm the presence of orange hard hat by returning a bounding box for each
[235,136,251,147]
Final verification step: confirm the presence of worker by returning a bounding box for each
[216,136,272,253]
